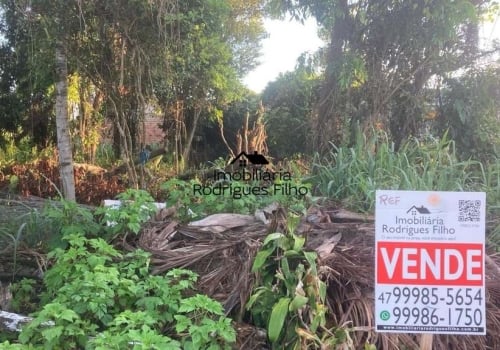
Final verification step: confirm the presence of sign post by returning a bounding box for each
[375,190,486,335]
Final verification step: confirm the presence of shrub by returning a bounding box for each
[17,233,235,349]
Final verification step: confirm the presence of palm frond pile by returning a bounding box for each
[129,204,500,350]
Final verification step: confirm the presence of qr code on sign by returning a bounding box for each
[458,200,481,222]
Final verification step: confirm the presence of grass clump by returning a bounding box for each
[310,128,499,214]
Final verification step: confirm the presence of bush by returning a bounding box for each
[16,235,235,349]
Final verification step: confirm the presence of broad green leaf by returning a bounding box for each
[41,326,63,342]
[251,248,273,272]
[173,315,190,332]
[289,295,309,311]
[263,232,284,246]
[292,235,305,251]
[284,250,300,258]
[268,297,290,342]
[59,309,78,322]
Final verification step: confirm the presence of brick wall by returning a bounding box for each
[101,115,166,146]
[143,116,166,145]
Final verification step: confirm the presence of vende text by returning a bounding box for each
[377,242,483,286]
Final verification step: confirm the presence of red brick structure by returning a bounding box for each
[143,115,166,145]
[101,115,166,146]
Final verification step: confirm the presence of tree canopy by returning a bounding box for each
[264,0,499,154]
[1,0,498,170]
[0,0,266,179]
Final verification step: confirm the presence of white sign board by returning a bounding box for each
[375,190,486,335]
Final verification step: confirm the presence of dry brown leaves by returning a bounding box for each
[128,204,500,350]
[0,158,125,205]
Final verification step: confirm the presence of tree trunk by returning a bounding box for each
[55,42,76,201]
[182,107,202,166]
[313,0,353,152]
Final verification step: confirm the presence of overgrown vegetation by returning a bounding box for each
[0,0,499,348]
[309,128,500,248]
[310,128,500,214]
[1,191,236,349]
[246,214,350,349]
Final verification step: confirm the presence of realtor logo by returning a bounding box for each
[193,149,309,199]
[229,151,269,167]
[406,205,431,215]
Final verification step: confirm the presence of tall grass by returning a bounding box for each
[310,128,499,214]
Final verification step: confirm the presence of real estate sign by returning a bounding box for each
[375,190,486,335]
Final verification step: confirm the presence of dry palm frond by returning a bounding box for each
[129,204,500,350]
[129,212,270,316]
[306,212,500,350]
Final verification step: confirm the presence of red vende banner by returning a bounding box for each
[377,241,483,285]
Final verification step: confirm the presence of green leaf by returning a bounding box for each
[292,235,305,251]
[59,309,78,322]
[281,257,291,279]
[268,297,290,342]
[263,232,284,246]
[174,315,190,333]
[251,248,273,272]
[289,295,309,311]
[319,280,327,302]
[303,251,318,274]
[245,287,269,309]
[41,326,63,342]
[283,250,300,258]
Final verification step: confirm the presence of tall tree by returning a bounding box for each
[262,53,321,157]
[1,0,267,175]
[267,0,497,151]
[54,41,75,200]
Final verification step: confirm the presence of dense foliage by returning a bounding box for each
[310,127,500,213]
[0,1,499,348]
[1,192,236,349]
[263,0,499,159]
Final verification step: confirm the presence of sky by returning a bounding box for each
[243,17,325,93]
[243,14,500,94]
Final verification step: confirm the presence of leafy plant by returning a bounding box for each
[17,231,235,349]
[0,341,34,349]
[95,189,158,236]
[9,278,39,314]
[161,178,203,220]
[174,294,236,349]
[247,213,342,349]
[89,310,181,350]
[43,199,101,240]
[19,301,95,349]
